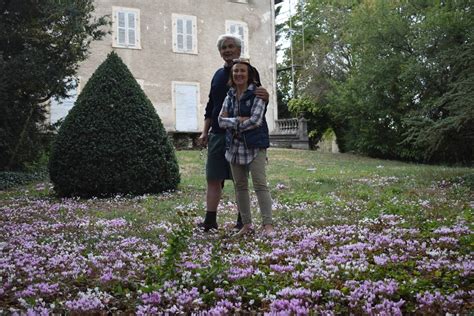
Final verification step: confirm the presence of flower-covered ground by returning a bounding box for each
[1,149,473,314]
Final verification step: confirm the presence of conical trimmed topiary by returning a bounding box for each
[49,51,180,197]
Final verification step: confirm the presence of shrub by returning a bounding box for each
[0,171,47,190]
[48,52,180,197]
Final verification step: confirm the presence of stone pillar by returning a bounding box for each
[298,117,308,141]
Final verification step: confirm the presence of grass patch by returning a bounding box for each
[0,148,472,314]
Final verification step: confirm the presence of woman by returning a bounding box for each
[218,58,274,236]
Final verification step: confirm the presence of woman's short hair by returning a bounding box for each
[216,34,242,50]
[228,58,257,87]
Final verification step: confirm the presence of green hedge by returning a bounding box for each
[49,52,180,197]
[0,171,47,190]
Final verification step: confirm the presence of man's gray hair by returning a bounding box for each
[216,34,242,50]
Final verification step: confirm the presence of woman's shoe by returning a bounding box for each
[233,224,253,237]
[263,224,275,236]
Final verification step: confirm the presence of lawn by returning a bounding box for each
[0,148,472,314]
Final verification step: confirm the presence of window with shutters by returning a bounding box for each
[225,20,249,58]
[112,7,141,49]
[172,14,197,54]
[173,82,199,132]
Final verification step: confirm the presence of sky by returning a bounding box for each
[275,0,299,63]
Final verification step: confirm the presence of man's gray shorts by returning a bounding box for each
[206,132,232,180]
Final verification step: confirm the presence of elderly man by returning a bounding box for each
[198,34,269,231]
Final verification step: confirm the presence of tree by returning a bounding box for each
[275,0,292,119]
[278,0,355,149]
[401,1,474,163]
[49,52,180,197]
[0,0,108,170]
[288,97,332,148]
[330,1,412,158]
[284,0,473,163]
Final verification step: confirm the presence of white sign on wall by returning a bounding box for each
[173,82,199,132]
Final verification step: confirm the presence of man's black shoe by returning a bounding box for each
[234,212,243,230]
[233,222,244,230]
[198,222,218,232]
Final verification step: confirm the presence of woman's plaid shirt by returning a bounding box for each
[218,84,266,165]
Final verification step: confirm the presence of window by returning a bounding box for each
[112,7,141,49]
[225,20,249,58]
[173,82,199,132]
[50,78,80,124]
[172,14,197,54]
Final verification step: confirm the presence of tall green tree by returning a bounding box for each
[275,0,293,119]
[285,0,473,163]
[401,1,474,163]
[279,0,356,147]
[0,0,108,170]
[331,1,413,158]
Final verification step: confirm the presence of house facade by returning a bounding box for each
[51,0,278,134]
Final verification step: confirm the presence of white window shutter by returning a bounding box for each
[135,14,140,46]
[113,7,140,49]
[238,25,244,38]
[178,34,184,50]
[226,20,249,58]
[172,14,197,54]
[128,12,136,47]
[128,12,135,29]
[118,12,126,45]
[243,24,249,57]
[185,19,193,51]
[118,12,125,27]
[237,25,245,56]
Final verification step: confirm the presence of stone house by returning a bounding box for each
[50,0,278,135]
